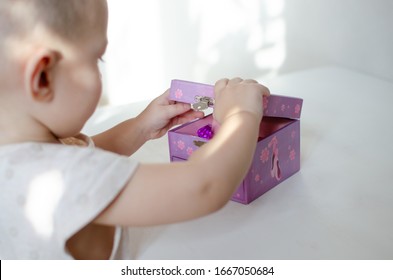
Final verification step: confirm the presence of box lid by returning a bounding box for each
[170,79,303,119]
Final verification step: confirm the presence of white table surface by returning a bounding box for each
[83,67,393,259]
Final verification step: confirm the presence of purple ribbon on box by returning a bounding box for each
[197,124,214,140]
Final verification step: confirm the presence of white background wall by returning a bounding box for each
[101,0,393,105]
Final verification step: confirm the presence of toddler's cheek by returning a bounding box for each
[71,67,101,94]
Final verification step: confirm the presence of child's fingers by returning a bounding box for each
[214,78,229,95]
[168,109,204,128]
[165,102,193,119]
[227,77,243,85]
[259,84,271,96]
[242,79,258,84]
[177,109,204,124]
[151,89,171,106]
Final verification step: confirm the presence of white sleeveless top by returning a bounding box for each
[0,135,138,259]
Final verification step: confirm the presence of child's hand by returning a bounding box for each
[137,90,204,140]
[213,78,270,124]
[96,79,270,227]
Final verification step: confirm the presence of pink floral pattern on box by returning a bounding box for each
[168,79,303,204]
[169,115,301,204]
[170,79,303,119]
[175,89,183,99]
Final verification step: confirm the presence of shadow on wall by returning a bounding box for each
[103,0,286,105]
[281,0,393,82]
[102,0,393,105]
[157,0,393,84]
[158,0,287,84]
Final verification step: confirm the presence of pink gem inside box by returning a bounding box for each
[168,80,303,204]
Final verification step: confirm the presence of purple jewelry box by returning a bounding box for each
[168,80,303,204]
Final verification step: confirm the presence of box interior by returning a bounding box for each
[174,114,295,140]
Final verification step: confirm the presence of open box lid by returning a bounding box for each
[170,79,303,119]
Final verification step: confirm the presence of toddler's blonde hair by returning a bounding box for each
[0,0,100,42]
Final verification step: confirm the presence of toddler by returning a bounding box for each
[0,0,270,259]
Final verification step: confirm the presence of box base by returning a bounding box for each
[169,114,300,204]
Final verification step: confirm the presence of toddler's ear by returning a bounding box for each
[24,49,61,102]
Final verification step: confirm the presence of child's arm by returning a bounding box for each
[94,78,270,226]
[92,90,204,156]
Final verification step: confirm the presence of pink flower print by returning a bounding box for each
[186,147,193,156]
[177,140,185,150]
[289,149,296,161]
[260,147,270,163]
[281,104,286,112]
[268,136,278,149]
[255,174,261,182]
[295,104,301,114]
[175,89,183,99]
